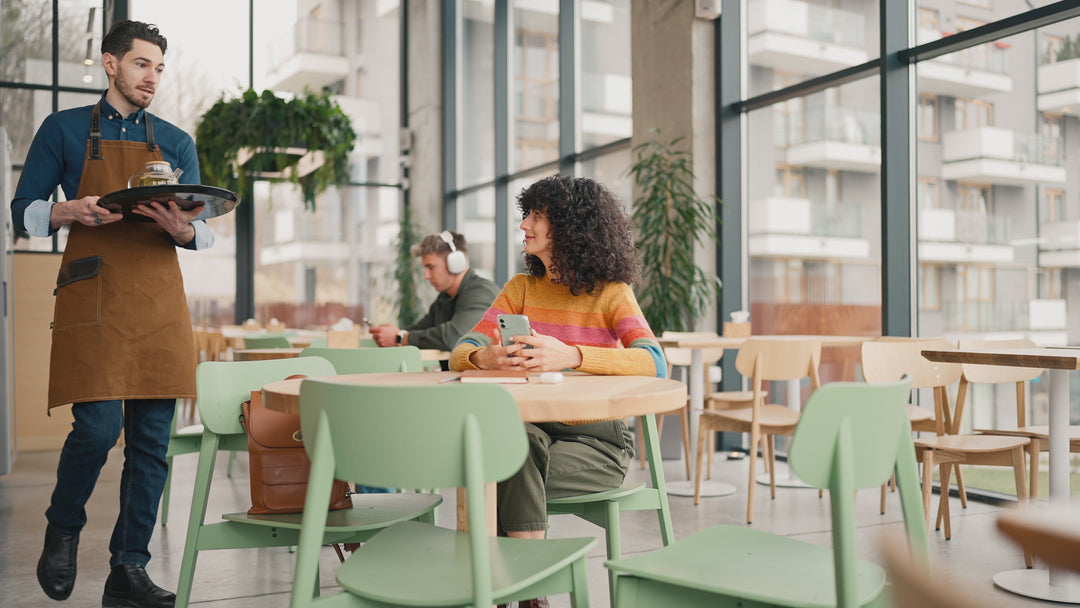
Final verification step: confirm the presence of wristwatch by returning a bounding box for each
[396,330,407,344]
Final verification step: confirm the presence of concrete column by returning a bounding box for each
[405,0,444,231]
[631,0,719,331]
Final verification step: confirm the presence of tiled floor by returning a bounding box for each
[0,443,1058,607]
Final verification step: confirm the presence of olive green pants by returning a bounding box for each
[498,419,634,533]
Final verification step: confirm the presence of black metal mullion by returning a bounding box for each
[443,1,459,229]
[558,0,577,176]
[900,0,1080,65]
[880,1,914,337]
[494,0,511,284]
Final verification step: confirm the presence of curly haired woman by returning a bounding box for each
[450,174,666,608]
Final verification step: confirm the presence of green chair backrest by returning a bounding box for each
[195,357,336,436]
[297,379,529,608]
[788,379,928,608]
[243,333,293,349]
[358,337,377,347]
[298,346,423,373]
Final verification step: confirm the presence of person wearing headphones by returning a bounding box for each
[371,230,500,353]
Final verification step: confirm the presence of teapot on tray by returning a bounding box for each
[128,161,183,188]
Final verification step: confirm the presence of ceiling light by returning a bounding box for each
[82,74,93,84]
[84,58,94,66]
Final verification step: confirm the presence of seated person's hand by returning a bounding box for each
[470,326,530,370]
[370,323,399,347]
[512,331,583,372]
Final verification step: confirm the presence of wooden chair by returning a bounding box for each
[888,341,1034,555]
[962,337,1076,502]
[290,379,596,608]
[299,345,423,373]
[861,337,956,515]
[693,337,822,524]
[642,331,724,478]
[174,357,442,608]
[607,379,927,608]
[243,333,292,349]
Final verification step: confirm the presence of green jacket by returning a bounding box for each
[406,268,500,351]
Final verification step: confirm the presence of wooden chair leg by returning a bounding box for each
[747,428,759,524]
[880,481,888,515]
[693,422,709,506]
[1011,445,1035,568]
[766,434,777,499]
[955,466,968,508]
[937,464,953,538]
[922,450,935,533]
[678,408,692,480]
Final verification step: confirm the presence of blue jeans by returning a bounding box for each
[45,399,175,568]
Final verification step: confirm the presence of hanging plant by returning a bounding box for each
[629,132,722,333]
[194,89,357,209]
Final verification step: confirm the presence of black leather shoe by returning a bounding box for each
[37,524,79,600]
[102,564,176,608]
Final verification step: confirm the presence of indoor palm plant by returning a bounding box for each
[629,133,721,333]
[194,89,357,209]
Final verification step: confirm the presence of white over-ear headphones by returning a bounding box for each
[440,231,468,274]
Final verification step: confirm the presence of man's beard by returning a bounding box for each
[115,72,153,109]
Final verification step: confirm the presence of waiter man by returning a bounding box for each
[11,20,212,608]
[371,230,499,353]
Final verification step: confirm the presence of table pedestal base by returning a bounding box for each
[755,462,813,489]
[994,569,1080,603]
[665,480,736,498]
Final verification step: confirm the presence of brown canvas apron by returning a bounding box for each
[48,102,196,409]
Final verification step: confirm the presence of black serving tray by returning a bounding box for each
[98,184,240,222]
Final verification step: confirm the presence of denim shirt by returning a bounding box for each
[11,93,213,250]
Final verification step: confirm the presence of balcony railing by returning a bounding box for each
[941,299,1028,332]
[932,40,1009,74]
[954,209,1010,245]
[265,209,344,245]
[944,127,1065,167]
[789,106,880,146]
[750,0,864,48]
[809,202,862,238]
[268,17,345,72]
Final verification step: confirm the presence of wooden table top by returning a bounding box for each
[921,347,1080,371]
[232,348,304,361]
[261,371,687,423]
[657,334,875,350]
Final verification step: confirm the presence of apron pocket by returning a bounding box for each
[52,256,103,331]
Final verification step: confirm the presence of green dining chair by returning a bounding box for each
[290,379,597,608]
[159,402,234,526]
[243,333,293,348]
[546,411,674,602]
[605,379,928,608]
[174,357,442,608]
[298,345,423,373]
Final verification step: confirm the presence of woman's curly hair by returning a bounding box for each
[518,174,640,295]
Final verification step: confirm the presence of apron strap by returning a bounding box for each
[89,103,104,160]
[144,113,158,152]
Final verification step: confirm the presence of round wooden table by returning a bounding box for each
[262,371,687,534]
[261,371,687,423]
[232,348,304,361]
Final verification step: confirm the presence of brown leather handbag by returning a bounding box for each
[240,378,352,515]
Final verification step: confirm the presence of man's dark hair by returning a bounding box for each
[518,174,640,295]
[101,20,167,58]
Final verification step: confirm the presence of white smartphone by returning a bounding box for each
[497,314,533,349]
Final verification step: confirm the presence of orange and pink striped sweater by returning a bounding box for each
[450,274,666,378]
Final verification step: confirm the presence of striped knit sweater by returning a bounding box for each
[450,274,667,378]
